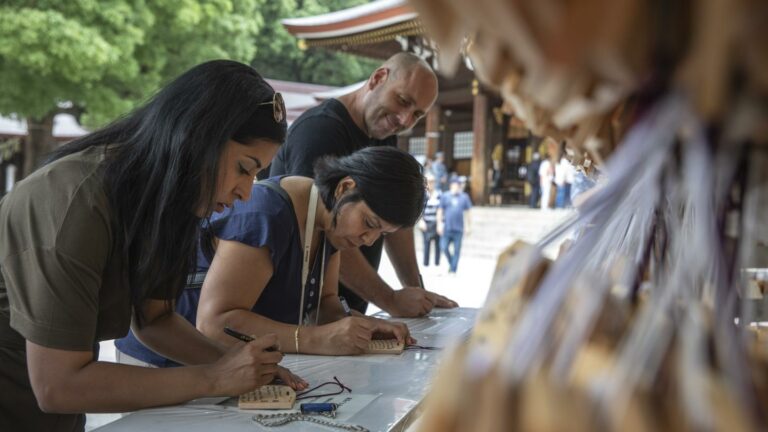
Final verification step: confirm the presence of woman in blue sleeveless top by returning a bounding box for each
[117,146,426,361]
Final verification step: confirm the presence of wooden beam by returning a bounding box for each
[437,86,473,106]
[445,119,473,131]
[443,130,455,170]
[470,91,489,204]
[425,105,441,159]
[396,135,409,152]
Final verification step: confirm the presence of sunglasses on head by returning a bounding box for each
[256,92,286,123]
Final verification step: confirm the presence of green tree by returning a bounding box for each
[0,0,262,178]
[250,0,379,86]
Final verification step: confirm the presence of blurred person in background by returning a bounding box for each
[437,178,472,274]
[527,152,542,208]
[418,174,442,268]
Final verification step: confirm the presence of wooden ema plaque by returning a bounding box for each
[238,384,296,410]
[366,339,404,354]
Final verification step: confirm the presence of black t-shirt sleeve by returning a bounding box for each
[278,115,355,178]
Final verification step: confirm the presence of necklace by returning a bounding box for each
[251,396,368,431]
[252,412,368,431]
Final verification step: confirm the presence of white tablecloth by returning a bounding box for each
[95,307,477,432]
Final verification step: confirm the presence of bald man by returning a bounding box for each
[268,52,458,317]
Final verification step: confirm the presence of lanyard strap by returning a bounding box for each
[299,184,325,326]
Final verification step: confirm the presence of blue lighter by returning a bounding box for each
[300,402,338,414]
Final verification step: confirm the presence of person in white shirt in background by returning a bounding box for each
[418,174,442,268]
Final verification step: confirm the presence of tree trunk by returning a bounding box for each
[23,113,56,179]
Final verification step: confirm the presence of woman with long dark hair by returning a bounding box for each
[0,60,304,432]
[116,147,427,362]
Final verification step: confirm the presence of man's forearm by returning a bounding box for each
[384,228,421,288]
[338,248,395,308]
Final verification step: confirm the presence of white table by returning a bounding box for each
[95,307,477,432]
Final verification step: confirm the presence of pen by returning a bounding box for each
[223,327,278,352]
[339,296,352,316]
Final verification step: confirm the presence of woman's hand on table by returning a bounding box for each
[320,316,375,355]
[204,333,283,396]
[369,318,415,345]
[275,366,308,391]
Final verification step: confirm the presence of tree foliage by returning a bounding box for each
[0,0,262,127]
[0,0,378,177]
[250,0,379,86]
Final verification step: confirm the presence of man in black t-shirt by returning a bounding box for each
[268,52,458,317]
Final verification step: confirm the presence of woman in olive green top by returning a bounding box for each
[0,60,306,432]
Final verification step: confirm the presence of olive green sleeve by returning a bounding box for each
[0,157,112,351]
[3,248,103,351]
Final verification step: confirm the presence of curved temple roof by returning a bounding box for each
[282,0,417,40]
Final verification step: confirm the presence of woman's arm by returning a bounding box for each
[197,243,398,355]
[131,299,225,365]
[196,239,292,346]
[26,335,282,413]
[197,241,352,355]
[315,252,346,324]
[315,252,412,346]
[133,281,307,389]
[26,267,285,414]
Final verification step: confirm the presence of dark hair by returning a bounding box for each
[313,146,426,227]
[46,60,287,324]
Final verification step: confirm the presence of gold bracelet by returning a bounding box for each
[294,326,300,354]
